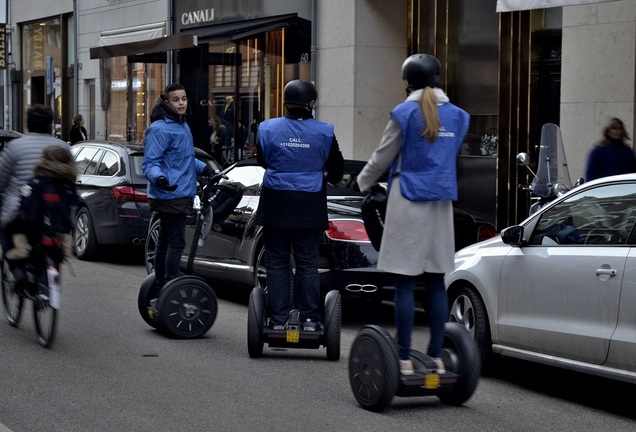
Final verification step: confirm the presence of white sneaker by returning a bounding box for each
[400,359,414,376]
[432,357,446,374]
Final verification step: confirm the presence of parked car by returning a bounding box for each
[70,140,220,260]
[446,173,636,384]
[145,158,497,303]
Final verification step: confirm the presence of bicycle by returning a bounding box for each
[1,245,62,348]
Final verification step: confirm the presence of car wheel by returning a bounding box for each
[74,207,98,260]
[448,285,496,373]
[145,218,160,275]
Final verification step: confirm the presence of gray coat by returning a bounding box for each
[356,89,456,276]
[0,133,70,228]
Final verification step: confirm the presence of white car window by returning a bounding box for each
[530,183,636,246]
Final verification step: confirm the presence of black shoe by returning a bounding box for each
[268,320,285,331]
[301,318,321,332]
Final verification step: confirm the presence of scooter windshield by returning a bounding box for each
[531,123,572,198]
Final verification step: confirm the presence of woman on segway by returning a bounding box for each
[355,54,470,376]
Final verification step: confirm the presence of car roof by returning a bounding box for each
[77,140,145,154]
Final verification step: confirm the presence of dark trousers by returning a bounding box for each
[154,212,187,289]
[264,226,321,325]
[394,272,447,360]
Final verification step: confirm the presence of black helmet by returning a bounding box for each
[401,54,441,91]
[283,80,317,107]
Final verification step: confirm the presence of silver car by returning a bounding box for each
[446,173,636,384]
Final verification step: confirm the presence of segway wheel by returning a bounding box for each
[247,286,265,358]
[323,290,341,361]
[436,322,481,406]
[157,276,218,339]
[348,325,399,412]
[137,273,159,329]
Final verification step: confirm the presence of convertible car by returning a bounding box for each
[144,158,497,303]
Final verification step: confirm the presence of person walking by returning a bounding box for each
[255,79,344,331]
[585,117,636,182]
[69,114,87,145]
[142,83,212,303]
[355,54,470,375]
[0,104,72,286]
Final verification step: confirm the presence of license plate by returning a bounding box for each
[286,329,300,343]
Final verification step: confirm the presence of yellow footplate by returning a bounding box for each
[286,329,300,343]
[423,373,441,389]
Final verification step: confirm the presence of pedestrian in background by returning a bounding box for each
[142,83,212,308]
[69,114,87,145]
[255,79,344,331]
[585,117,636,182]
[356,54,470,375]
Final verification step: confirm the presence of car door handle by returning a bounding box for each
[595,268,617,277]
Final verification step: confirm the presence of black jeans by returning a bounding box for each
[264,227,321,325]
[154,212,187,289]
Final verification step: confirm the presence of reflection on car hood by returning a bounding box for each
[455,234,503,258]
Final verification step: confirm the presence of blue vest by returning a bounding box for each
[258,117,333,192]
[391,101,469,201]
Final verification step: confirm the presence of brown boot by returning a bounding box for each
[5,234,30,260]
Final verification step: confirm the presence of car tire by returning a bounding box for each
[74,207,99,261]
[448,285,496,374]
[145,218,160,275]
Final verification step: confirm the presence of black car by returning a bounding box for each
[70,140,220,260]
[144,158,497,303]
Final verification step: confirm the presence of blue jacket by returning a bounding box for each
[585,140,636,182]
[258,116,333,192]
[391,101,469,201]
[142,98,206,201]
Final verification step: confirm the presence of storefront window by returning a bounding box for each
[205,27,310,164]
[104,56,165,143]
[21,18,63,134]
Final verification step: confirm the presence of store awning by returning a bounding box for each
[189,13,301,43]
[497,0,618,12]
[90,22,198,59]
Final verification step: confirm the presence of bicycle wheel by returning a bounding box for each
[32,272,58,348]
[1,256,24,327]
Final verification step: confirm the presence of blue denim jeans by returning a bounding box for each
[264,226,321,325]
[154,213,187,289]
[394,272,447,360]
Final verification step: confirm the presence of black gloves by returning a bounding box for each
[157,176,178,191]
[202,166,214,177]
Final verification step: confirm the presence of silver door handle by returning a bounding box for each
[595,268,617,276]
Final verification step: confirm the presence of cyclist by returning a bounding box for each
[4,145,78,264]
[0,105,71,288]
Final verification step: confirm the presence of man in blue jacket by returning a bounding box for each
[255,80,344,332]
[142,83,211,299]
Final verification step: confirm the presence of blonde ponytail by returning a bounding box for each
[419,87,440,141]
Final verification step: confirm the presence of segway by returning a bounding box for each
[348,322,480,411]
[247,284,342,361]
[137,173,242,339]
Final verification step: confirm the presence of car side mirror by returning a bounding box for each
[501,225,524,246]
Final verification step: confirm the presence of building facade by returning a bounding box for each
[3,0,635,228]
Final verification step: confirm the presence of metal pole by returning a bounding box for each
[73,0,79,116]
[4,0,11,130]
